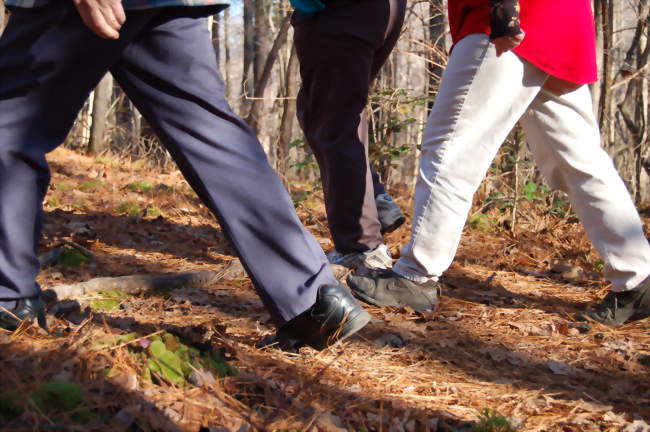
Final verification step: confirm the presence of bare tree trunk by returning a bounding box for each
[223,8,232,102]
[277,44,299,186]
[618,0,650,202]
[88,74,113,155]
[245,13,292,133]
[253,0,271,87]
[427,0,446,113]
[242,0,255,111]
[591,0,603,112]
[0,3,5,36]
[597,0,615,147]
[211,15,221,67]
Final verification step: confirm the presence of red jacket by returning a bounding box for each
[448,0,598,84]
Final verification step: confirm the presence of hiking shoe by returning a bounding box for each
[0,295,46,331]
[575,277,650,326]
[376,193,406,234]
[347,270,440,312]
[261,283,371,352]
[326,243,392,270]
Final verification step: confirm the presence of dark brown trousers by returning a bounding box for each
[293,0,407,254]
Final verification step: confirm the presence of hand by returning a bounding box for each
[492,31,525,57]
[73,0,126,39]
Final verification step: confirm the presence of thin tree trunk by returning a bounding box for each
[223,8,232,102]
[88,74,113,155]
[211,15,220,68]
[242,1,255,111]
[277,44,299,185]
[245,13,292,133]
[597,0,615,147]
[618,0,650,202]
[0,3,5,35]
[428,0,446,113]
[591,0,603,113]
[253,0,271,87]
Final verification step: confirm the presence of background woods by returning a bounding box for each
[1,1,649,207]
[3,3,650,431]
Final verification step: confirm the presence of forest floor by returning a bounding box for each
[1,147,649,432]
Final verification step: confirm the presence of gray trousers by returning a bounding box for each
[293,0,406,254]
[0,4,337,324]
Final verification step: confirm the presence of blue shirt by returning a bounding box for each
[290,0,325,15]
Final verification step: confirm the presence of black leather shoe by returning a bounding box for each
[0,296,46,331]
[347,270,440,312]
[263,283,371,352]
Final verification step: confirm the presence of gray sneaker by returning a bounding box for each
[575,276,650,326]
[327,244,392,270]
[347,270,440,312]
[375,193,406,234]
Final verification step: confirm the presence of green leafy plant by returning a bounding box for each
[46,196,61,209]
[144,333,238,386]
[523,181,550,202]
[127,181,153,193]
[53,182,73,192]
[546,196,569,217]
[145,206,162,218]
[468,213,492,231]
[89,290,127,311]
[147,339,186,386]
[94,332,139,349]
[292,190,309,206]
[96,332,239,387]
[94,155,120,168]
[117,201,141,217]
[29,381,92,423]
[203,350,239,378]
[0,392,23,423]
[79,179,103,192]
[59,247,92,268]
[289,138,318,173]
[471,409,517,432]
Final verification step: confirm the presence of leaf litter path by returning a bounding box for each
[1,147,649,432]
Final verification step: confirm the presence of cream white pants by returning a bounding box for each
[393,34,650,292]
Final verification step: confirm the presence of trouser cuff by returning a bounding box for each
[392,262,438,284]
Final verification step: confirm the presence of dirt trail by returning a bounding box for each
[1,147,648,431]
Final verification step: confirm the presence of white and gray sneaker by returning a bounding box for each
[375,193,406,234]
[326,243,393,270]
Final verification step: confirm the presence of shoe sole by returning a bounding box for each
[308,307,371,350]
[576,308,650,326]
[380,215,406,234]
[350,285,438,312]
[629,308,650,323]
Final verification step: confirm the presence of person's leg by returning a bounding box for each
[349,36,548,309]
[521,87,650,324]
[0,3,152,318]
[369,0,406,81]
[109,12,360,329]
[293,3,387,255]
[522,86,650,291]
[367,0,408,234]
[391,35,547,282]
[357,109,405,235]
